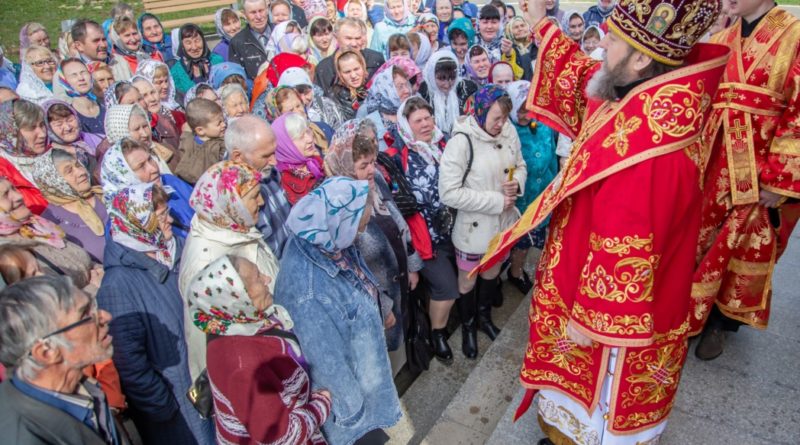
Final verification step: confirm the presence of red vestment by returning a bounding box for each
[690,8,800,332]
[475,21,729,433]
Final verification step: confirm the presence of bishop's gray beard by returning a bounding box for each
[586,51,636,102]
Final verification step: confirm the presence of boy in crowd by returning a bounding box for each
[175,98,228,184]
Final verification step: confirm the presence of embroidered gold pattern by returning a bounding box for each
[572,300,654,336]
[641,82,710,144]
[602,113,642,156]
[621,342,686,408]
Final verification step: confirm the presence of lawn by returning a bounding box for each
[1,0,223,63]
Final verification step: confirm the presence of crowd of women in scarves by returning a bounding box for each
[0,0,741,444]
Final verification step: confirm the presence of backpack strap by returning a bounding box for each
[452,132,474,187]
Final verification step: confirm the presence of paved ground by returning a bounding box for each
[487,229,800,445]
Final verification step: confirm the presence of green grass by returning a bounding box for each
[0,0,222,63]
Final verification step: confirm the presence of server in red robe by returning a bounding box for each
[474,0,727,442]
[691,0,800,360]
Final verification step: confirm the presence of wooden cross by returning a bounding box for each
[728,118,748,140]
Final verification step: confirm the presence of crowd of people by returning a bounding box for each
[0,0,796,444]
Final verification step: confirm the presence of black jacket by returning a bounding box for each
[314,48,385,94]
[229,24,271,80]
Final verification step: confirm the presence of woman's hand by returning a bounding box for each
[501,38,513,56]
[317,389,331,400]
[408,271,419,291]
[502,180,519,197]
[503,195,517,210]
[384,312,397,329]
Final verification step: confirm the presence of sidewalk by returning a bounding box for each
[487,229,800,444]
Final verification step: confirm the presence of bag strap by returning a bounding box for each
[452,132,474,187]
[261,327,300,344]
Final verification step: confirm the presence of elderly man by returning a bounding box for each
[313,17,385,93]
[0,276,120,444]
[475,0,727,443]
[229,0,272,80]
[71,19,131,81]
[225,114,292,258]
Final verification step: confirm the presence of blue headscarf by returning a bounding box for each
[287,176,370,253]
[138,13,173,59]
[447,17,475,47]
[209,61,251,92]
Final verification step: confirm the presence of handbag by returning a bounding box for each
[435,132,474,237]
[405,285,434,373]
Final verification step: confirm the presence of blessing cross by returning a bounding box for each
[721,86,739,106]
[728,118,748,140]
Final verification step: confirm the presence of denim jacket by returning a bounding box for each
[274,235,401,445]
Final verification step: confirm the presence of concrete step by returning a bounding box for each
[387,251,540,445]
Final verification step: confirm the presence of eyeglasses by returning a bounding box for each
[435,74,456,81]
[40,299,99,340]
[30,58,56,68]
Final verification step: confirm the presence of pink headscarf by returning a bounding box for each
[272,113,324,179]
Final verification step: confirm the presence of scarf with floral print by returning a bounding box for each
[189,161,263,233]
[0,101,49,158]
[471,83,509,128]
[395,96,444,166]
[109,182,176,267]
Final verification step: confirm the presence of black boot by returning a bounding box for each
[477,277,501,341]
[457,289,478,359]
[492,276,504,307]
[431,328,453,365]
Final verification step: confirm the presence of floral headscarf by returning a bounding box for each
[109,183,176,267]
[103,80,131,109]
[189,161,263,233]
[471,83,509,129]
[0,101,49,158]
[371,56,422,87]
[263,86,299,122]
[396,96,444,165]
[287,176,370,253]
[505,80,530,125]
[100,138,154,205]
[41,99,100,158]
[0,194,66,249]
[136,59,180,110]
[422,49,461,134]
[324,118,377,178]
[273,113,324,178]
[464,44,489,85]
[363,68,406,117]
[56,59,97,102]
[16,62,54,106]
[188,255,292,336]
[138,13,172,56]
[32,149,105,235]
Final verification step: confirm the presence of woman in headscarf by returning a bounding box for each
[136,59,183,115]
[188,255,332,445]
[18,22,55,62]
[418,49,477,136]
[96,182,215,445]
[273,113,325,205]
[89,62,116,100]
[434,0,453,44]
[463,44,491,85]
[131,75,181,159]
[545,0,565,23]
[407,31,433,68]
[308,16,337,65]
[170,24,224,95]
[358,65,414,150]
[277,67,344,130]
[109,16,162,75]
[209,61,249,92]
[42,99,102,167]
[504,80,557,294]
[218,83,250,122]
[371,0,416,54]
[104,80,143,109]
[265,20,304,61]
[179,161,279,379]
[252,52,312,111]
[325,118,423,356]
[183,82,219,109]
[0,100,50,214]
[0,177,102,293]
[56,58,106,136]
[581,25,605,58]
[99,102,178,175]
[100,136,194,239]
[327,49,368,121]
[33,148,108,262]
[212,8,243,61]
[274,176,402,445]
[505,16,533,57]
[562,10,585,42]
[138,13,175,63]
[419,13,441,51]
[439,84,526,358]
[344,0,375,44]
[259,84,332,151]
[487,60,515,86]
[445,17,476,75]
[16,46,56,106]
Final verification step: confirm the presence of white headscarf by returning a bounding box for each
[505,80,530,125]
[423,49,461,134]
[15,63,54,106]
[396,95,444,165]
[135,59,181,110]
[414,32,432,68]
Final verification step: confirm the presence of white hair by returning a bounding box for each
[284,113,309,140]
[218,83,248,105]
[242,0,268,10]
[225,114,271,156]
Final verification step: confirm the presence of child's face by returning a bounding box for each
[196,113,227,139]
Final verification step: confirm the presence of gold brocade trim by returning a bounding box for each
[537,413,580,445]
[717,305,769,330]
[530,314,596,378]
[602,113,642,156]
[641,82,712,144]
[744,9,799,80]
[579,251,661,303]
[767,20,800,92]
[723,111,760,205]
[728,257,772,275]
[589,233,654,256]
[716,82,786,102]
[521,368,594,402]
[762,184,800,200]
[537,405,592,445]
[619,342,686,408]
[571,301,654,345]
[606,20,680,67]
[691,280,722,298]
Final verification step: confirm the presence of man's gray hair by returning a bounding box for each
[0,275,78,380]
[335,17,366,36]
[225,114,270,156]
[242,0,268,10]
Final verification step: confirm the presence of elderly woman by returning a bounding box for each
[131,76,181,165]
[97,183,214,445]
[100,136,194,239]
[273,113,325,205]
[138,13,175,62]
[179,161,279,378]
[109,16,163,75]
[438,85,527,356]
[464,45,491,86]
[274,177,401,445]
[136,59,184,117]
[56,58,105,135]
[0,100,50,214]
[98,103,175,173]
[506,16,533,57]
[488,61,515,86]
[0,276,118,443]
[327,49,369,121]
[42,100,102,169]
[89,62,116,99]
[33,148,108,263]
[371,0,416,53]
[212,8,242,61]
[188,255,331,444]
[218,83,249,121]
[16,46,56,105]
[170,24,224,95]
[325,119,424,357]
[358,57,419,149]
[0,177,101,292]
[103,80,142,109]
[19,22,54,60]
[277,67,344,130]
[418,49,477,136]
